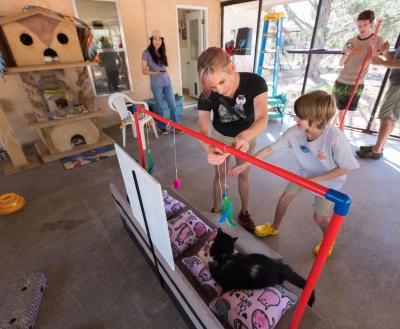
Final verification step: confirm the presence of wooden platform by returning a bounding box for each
[24,110,108,130]
[2,156,40,175]
[6,61,97,74]
[34,133,115,163]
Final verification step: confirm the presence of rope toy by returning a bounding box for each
[171,128,181,189]
[217,155,237,228]
[0,193,26,215]
[145,121,154,175]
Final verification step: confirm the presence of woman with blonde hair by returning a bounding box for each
[197,47,268,232]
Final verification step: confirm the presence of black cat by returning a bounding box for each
[208,228,315,306]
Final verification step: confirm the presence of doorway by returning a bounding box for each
[177,6,207,105]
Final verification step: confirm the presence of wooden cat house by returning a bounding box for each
[0,9,85,66]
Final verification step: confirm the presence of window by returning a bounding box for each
[74,0,131,95]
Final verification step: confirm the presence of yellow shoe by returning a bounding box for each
[313,240,335,257]
[255,224,280,237]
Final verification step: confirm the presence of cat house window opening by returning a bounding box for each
[71,134,86,148]
[73,0,132,96]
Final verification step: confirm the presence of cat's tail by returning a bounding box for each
[280,264,315,307]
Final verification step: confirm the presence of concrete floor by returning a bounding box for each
[1,109,400,329]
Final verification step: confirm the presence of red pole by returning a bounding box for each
[289,212,346,329]
[133,111,146,168]
[339,19,382,130]
[135,105,328,197]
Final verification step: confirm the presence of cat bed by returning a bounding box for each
[162,189,186,219]
[110,180,325,329]
[209,286,298,329]
[169,210,212,257]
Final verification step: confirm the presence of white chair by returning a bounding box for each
[108,92,158,149]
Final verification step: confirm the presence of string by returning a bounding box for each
[217,164,223,205]
[173,128,178,179]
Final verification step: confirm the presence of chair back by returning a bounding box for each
[108,92,131,121]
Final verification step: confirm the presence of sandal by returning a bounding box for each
[255,223,280,237]
[359,145,373,151]
[356,149,383,159]
[238,211,255,233]
[313,240,335,257]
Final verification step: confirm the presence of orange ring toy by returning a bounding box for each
[0,193,26,215]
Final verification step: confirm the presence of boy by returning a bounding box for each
[333,10,384,125]
[229,91,359,256]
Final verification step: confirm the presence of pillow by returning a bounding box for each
[181,255,223,300]
[209,285,298,329]
[168,210,212,257]
[162,190,185,219]
[197,230,217,260]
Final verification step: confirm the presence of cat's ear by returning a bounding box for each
[217,227,223,235]
[232,237,238,243]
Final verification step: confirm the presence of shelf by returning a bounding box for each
[3,156,41,175]
[7,61,97,74]
[24,109,108,129]
[34,132,115,163]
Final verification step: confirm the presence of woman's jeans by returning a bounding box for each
[150,83,179,130]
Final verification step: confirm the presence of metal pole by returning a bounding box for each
[301,0,323,95]
[253,0,263,73]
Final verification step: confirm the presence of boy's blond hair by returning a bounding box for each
[294,90,336,129]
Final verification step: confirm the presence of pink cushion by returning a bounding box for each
[209,286,298,329]
[181,255,223,300]
[162,190,185,219]
[168,210,212,257]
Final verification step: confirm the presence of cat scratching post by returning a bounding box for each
[0,105,40,175]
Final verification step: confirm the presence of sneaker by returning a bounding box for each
[356,149,383,159]
[238,211,255,233]
[160,129,168,135]
[313,240,335,257]
[255,223,280,237]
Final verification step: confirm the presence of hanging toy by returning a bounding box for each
[218,159,237,228]
[171,128,182,189]
[145,122,154,175]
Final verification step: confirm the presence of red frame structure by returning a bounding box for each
[132,105,351,329]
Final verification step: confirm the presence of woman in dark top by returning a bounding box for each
[142,30,179,135]
[197,47,268,232]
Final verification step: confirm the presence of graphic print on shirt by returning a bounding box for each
[218,94,247,123]
[317,150,327,160]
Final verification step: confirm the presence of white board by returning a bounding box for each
[115,144,175,270]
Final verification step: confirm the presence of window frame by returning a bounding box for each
[72,0,133,97]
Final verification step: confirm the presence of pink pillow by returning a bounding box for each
[168,210,212,257]
[162,190,185,219]
[181,255,223,300]
[209,286,298,329]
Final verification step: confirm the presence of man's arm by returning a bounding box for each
[372,56,400,69]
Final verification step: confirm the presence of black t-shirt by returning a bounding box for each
[197,72,268,137]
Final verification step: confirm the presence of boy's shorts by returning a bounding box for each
[378,85,400,122]
[285,182,332,217]
[332,80,364,111]
[210,128,256,156]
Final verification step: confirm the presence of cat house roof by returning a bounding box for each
[0,7,77,26]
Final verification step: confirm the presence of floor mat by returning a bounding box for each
[60,144,115,169]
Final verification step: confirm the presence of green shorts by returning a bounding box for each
[378,85,400,121]
[332,80,364,111]
[209,128,256,156]
[285,182,333,217]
